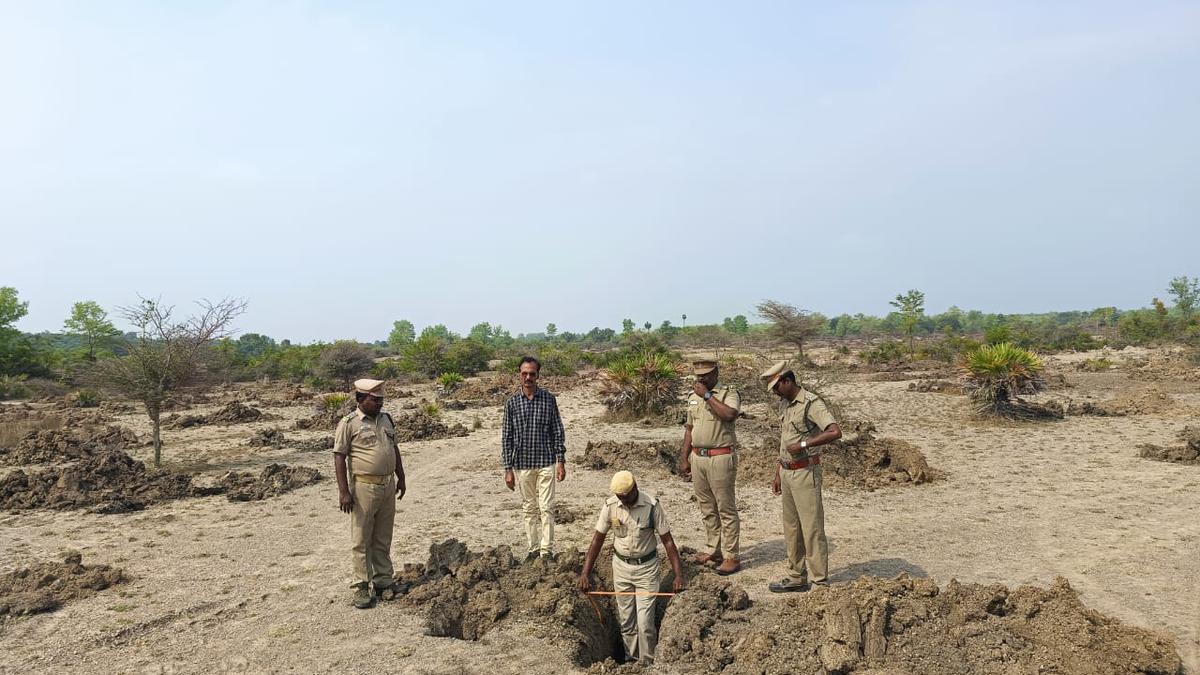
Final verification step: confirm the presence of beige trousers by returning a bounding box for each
[692,452,740,557]
[780,465,828,584]
[613,556,661,664]
[351,476,396,587]
[517,465,555,555]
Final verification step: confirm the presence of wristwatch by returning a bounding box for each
[800,440,808,450]
[703,391,713,401]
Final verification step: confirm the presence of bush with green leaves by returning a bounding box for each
[859,339,907,365]
[370,358,406,380]
[70,388,101,408]
[437,372,465,392]
[400,334,448,378]
[960,343,1048,417]
[600,351,682,419]
[0,374,29,400]
[444,338,492,376]
[317,341,376,389]
[420,401,442,417]
[321,392,352,412]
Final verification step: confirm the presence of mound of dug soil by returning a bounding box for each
[293,397,356,431]
[0,449,201,513]
[392,411,469,443]
[446,375,517,407]
[0,425,138,465]
[247,427,286,448]
[657,573,1181,674]
[907,379,962,394]
[0,553,126,618]
[1138,426,1200,465]
[1066,388,1174,417]
[581,440,680,475]
[163,402,268,429]
[392,540,622,666]
[216,464,322,501]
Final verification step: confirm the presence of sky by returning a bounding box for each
[2,1,1198,343]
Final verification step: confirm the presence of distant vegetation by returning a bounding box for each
[0,276,1196,398]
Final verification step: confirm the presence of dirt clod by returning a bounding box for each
[392,411,469,443]
[163,402,267,429]
[581,440,679,476]
[1138,426,1200,465]
[0,425,138,465]
[216,464,322,501]
[0,553,126,619]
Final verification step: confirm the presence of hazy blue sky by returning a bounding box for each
[3,1,1197,342]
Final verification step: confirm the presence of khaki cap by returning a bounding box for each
[353,378,386,397]
[610,470,636,496]
[760,360,791,393]
[692,359,718,376]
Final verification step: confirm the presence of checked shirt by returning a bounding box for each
[501,387,566,470]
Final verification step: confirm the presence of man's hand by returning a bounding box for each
[504,469,515,491]
[772,471,781,496]
[339,489,354,513]
[672,575,685,593]
[576,574,590,593]
[555,462,566,482]
[396,473,406,501]
[692,381,709,398]
[679,457,692,482]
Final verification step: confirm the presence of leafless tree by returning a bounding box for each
[756,299,822,360]
[90,297,246,466]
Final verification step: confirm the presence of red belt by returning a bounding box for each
[692,446,732,457]
[779,455,820,470]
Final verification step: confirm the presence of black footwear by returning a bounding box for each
[524,552,539,563]
[374,584,395,601]
[352,584,376,609]
[768,579,811,593]
[540,552,552,562]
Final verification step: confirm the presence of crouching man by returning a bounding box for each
[577,471,684,666]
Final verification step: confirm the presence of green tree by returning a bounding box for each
[658,320,678,340]
[90,297,245,466]
[889,289,926,357]
[388,320,416,350]
[681,313,687,326]
[1167,276,1199,321]
[469,322,494,343]
[445,338,493,376]
[400,333,449,378]
[420,324,458,342]
[622,319,635,335]
[546,323,558,338]
[756,300,821,360]
[318,341,376,389]
[63,300,121,361]
[0,287,36,377]
[643,321,652,331]
[235,333,277,359]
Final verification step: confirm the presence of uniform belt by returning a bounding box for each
[692,446,732,457]
[779,455,820,470]
[614,550,658,565]
[353,473,390,485]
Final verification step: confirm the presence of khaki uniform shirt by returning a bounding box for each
[685,385,740,449]
[595,490,671,558]
[333,409,398,477]
[778,389,837,462]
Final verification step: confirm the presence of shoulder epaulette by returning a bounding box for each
[342,412,357,422]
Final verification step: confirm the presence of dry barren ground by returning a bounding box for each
[0,346,1197,674]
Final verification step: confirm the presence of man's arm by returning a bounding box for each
[576,530,607,592]
[704,394,739,423]
[501,400,516,490]
[393,445,406,500]
[334,453,353,513]
[551,397,567,482]
[660,532,685,592]
[784,423,842,456]
[679,425,693,480]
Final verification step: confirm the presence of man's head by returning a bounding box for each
[611,470,639,506]
[519,356,541,390]
[353,378,386,415]
[692,359,719,389]
[761,361,799,400]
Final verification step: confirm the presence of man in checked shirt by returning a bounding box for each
[502,356,567,561]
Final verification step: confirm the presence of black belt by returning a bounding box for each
[614,550,657,565]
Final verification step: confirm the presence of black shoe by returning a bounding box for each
[374,584,395,601]
[540,552,552,562]
[524,552,539,563]
[352,584,376,609]
[768,579,811,593]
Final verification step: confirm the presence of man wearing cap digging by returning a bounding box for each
[333,378,407,609]
[577,471,685,666]
[679,359,742,575]
[761,361,841,592]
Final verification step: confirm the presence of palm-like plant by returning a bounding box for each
[600,351,682,419]
[960,343,1046,417]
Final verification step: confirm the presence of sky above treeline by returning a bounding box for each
[2,1,1197,343]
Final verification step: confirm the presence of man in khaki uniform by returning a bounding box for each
[333,378,407,609]
[679,359,742,575]
[577,471,685,666]
[761,361,841,592]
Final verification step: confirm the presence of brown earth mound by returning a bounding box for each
[162,401,268,429]
[1066,388,1174,417]
[216,464,322,501]
[0,425,138,465]
[907,379,962,394]
[0,449,202,513]
[392,411,469,443]
[657,573,1181,674]
[581,440,680,476]
[293,397,356,430]
[447,375,516,407]
[1137,426,1200,465]
[0,553,126,618]
[247,428,286,448]
[295,435,334,452]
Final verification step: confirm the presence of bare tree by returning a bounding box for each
[756,299,822,360]
[91,297,246,467]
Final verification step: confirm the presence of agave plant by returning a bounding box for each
[960,343,1047,417]
[599,351,682,419]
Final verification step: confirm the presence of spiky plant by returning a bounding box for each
[599,351,682,419]
[437,371,464,393]
[960,343,1047,417]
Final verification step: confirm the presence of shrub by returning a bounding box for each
[70,388,102,408]
[1080,357,1115,372]
[400,334,448,378]
[984,325,1012,345]
[22,377,68,399]
[317,341,376,389]
[860,340,907,365]
[371,358,406,380]
[0,374,29,400]
[420,401,442,417]
[444,338,492,376]
[600,351,682,419]
[321,392,352,413]
[960,343,1047,417]
[437,372,465,392]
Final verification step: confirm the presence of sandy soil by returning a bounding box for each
[0,347,1197,674]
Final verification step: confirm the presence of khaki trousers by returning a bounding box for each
[613,556,661,664]
[692,452,740,557]
[780,465,828,584]
[517,465,555,555]
[351,476,396,587]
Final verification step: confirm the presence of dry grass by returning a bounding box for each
[0,414,64,449]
